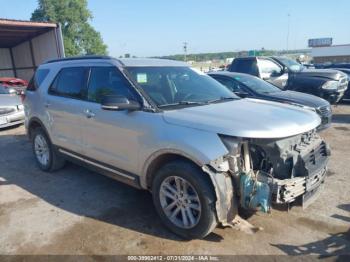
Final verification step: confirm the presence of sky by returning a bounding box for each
[1,0,350,57]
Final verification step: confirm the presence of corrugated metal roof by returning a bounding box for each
[0,18,57,28]
[0,18,57,48]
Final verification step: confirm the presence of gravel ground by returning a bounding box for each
[0,104,349,256]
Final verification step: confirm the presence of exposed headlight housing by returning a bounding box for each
[322,81,339,90]
[210,156,230,172]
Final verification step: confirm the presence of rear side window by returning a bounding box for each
[231,59,259,76]
[49,67,88,99]
[214,76,242,92]
[87,67,137,103]
[27,69,50,91]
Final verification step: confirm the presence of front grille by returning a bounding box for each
[0,107,15,116]
[304,141,328,174]
[317,105,331,116]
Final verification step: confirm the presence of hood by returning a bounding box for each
[266,90,330,108]
[162,99,321,139]
[333,68,350,77]
[296,68,346,80]
[0,94,22,107]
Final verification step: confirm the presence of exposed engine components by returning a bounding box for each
[206,130,330,228]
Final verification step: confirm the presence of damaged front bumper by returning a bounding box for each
[258,165,327,207]
[202,130,330,226]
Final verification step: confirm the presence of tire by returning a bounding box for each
[31,127,65,172]
[152,160,217,239]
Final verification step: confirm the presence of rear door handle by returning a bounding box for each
[44,103,51,108]
[84,109,95,118]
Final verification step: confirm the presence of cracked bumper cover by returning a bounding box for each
[258,165,327,205]
[202,132,330,225]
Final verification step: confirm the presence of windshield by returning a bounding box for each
[234,75,281,94]
[277,57,304,72]
[125,66,238,108]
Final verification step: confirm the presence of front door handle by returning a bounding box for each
[84,109,95,119]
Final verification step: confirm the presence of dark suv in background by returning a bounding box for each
[228,56,348,103]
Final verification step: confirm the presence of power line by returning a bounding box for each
[286,13,290,51]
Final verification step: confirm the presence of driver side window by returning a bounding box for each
[87,67,137,103]
[259,59,282,75]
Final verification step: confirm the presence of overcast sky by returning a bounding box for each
[2,0,350,57]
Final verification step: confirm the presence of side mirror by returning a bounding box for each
[101,95,140,111]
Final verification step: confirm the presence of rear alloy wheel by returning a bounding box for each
[34,133,50,167]
[152,160,217,239]
[31,127,65,172]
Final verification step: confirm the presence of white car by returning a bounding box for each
[0,85,24,128]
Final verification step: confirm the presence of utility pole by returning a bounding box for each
[286,13,290,52]
[183,42,188,62]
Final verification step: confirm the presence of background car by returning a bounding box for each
[209,71,332,129]
[228,56,348,104]
[0,77,28,95]
[315,63,350,70]
[0,85,25,129]
[327,68,350,99]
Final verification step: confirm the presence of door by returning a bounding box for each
[258,58,288,89]
[46,67,89,153]
[80,66,143,174]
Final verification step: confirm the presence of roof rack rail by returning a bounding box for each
[45,55,114,64]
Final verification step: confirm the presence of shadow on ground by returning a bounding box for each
[271,203,350,256]
[271,230,350,256]
[331,204,350,223]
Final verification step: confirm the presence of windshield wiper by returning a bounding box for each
[158,101,207,108]
[206,96,238,104]
[158,97,238,108]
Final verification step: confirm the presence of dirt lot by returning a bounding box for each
[0,104,349,256]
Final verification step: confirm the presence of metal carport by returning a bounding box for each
[0,19,64,81]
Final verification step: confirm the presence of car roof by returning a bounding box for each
[208,71,252,78]
[119,58,188,67]
[44,56,188,68]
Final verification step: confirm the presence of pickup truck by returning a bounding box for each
[228,56,348,103]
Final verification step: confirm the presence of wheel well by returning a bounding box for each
[28,119,44,139]
[146,153,204,190]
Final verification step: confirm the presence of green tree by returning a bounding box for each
[31,0,107,56]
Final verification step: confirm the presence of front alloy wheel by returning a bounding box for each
[159,176,201,229]
[152,160,217,239]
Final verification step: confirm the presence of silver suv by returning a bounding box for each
[24,56,330,239]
